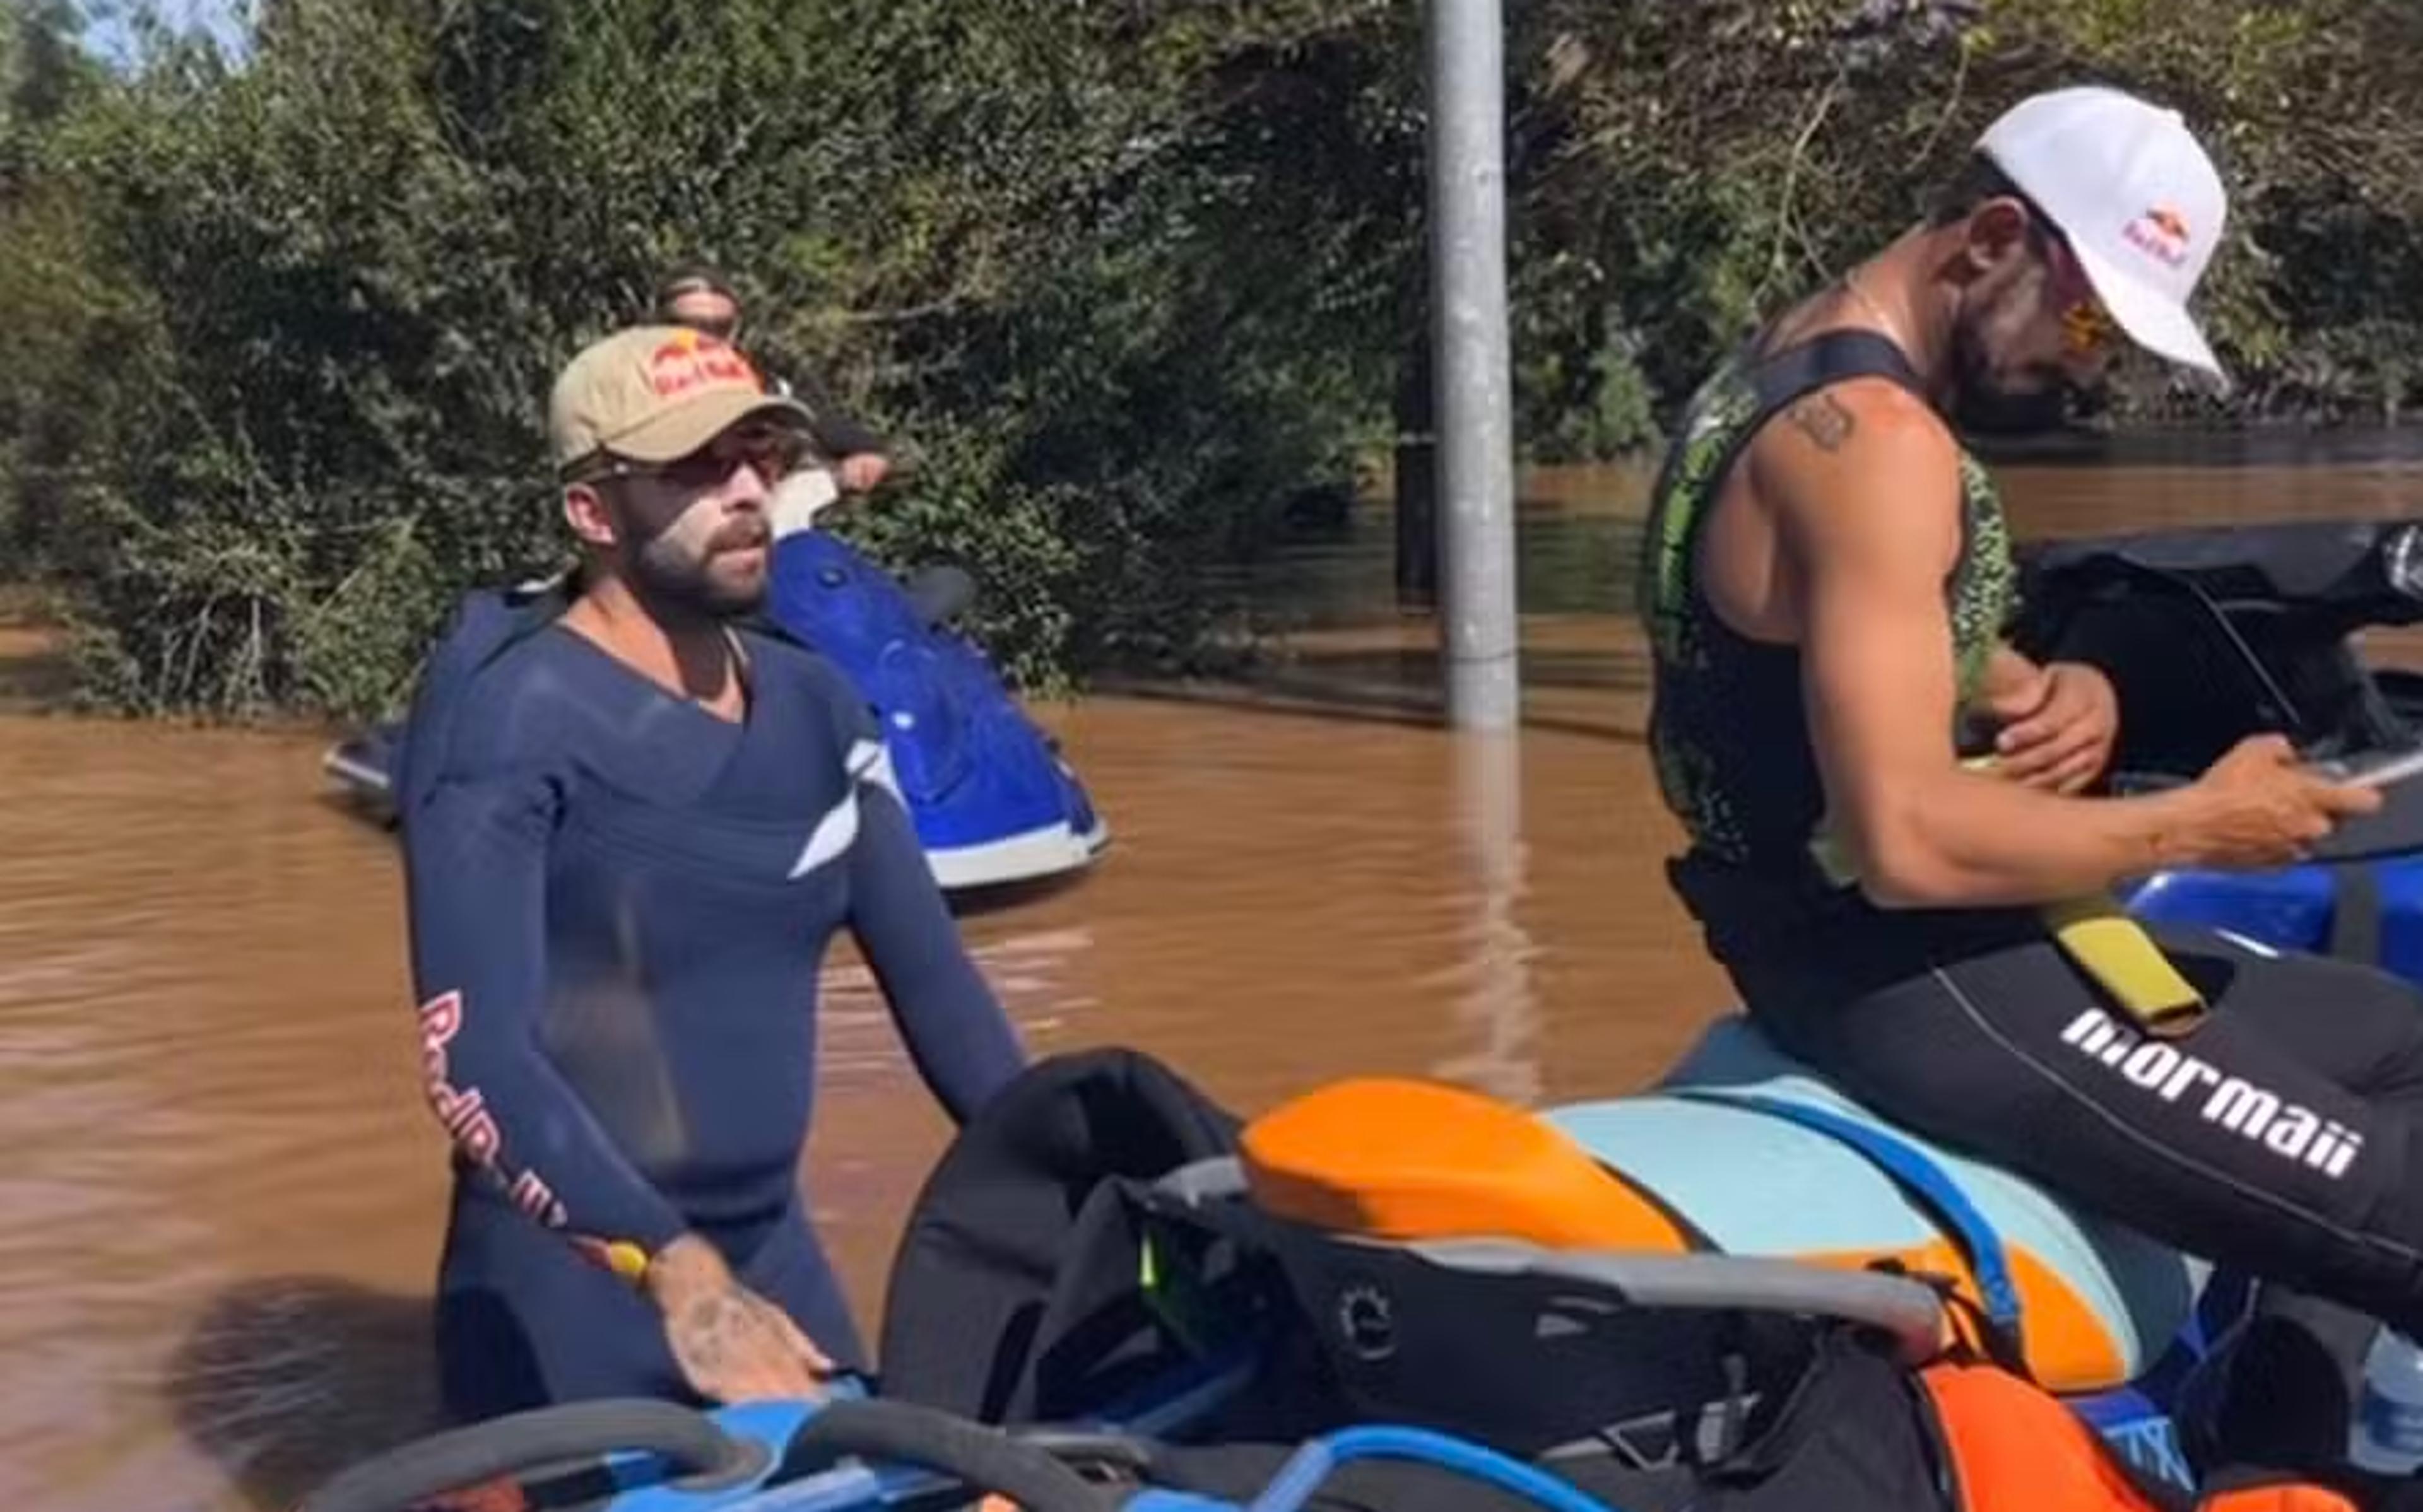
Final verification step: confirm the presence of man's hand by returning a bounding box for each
[2179,734,2383,870]
[644,1234,834,1404]
[837,453,891,493]
[1983,653,2118,794]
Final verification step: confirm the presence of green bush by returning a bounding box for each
[4,0,1410,717]
[4,0,2423,717]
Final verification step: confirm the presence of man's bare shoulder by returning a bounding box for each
[1754,375,1955,471]
[1745,376,1964,565]
[1764,373,1967,504]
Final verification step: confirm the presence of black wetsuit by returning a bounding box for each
[393,585,1023,1421]
[1639,331,2423,1339]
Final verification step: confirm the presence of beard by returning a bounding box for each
[627,513,771,621]
[1945,304,2075,438]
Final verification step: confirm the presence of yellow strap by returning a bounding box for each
[2039,893,2207,1038]
[1810,758,2208,1037]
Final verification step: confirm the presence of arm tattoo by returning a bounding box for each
[1788,393,1855,452]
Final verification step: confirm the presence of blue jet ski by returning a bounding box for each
[320,515,1109,896]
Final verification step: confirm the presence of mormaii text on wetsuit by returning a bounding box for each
[2060,1007,2366,1180]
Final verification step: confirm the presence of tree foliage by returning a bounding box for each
[1,0,2419,717]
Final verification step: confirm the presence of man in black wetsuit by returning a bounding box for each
[395,323,1025,1419]
[1640,84,2423,1357]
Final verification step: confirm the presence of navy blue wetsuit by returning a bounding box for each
[392,586,1024,1422]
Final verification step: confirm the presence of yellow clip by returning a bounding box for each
[573,1235,656,1288]
[601,1239,652,1285]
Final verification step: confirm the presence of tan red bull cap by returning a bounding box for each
[548,325,813,474]
[1978,86,2229,380]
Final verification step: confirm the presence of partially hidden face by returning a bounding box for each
[666,288,741,343]
[1948,201,2123,437]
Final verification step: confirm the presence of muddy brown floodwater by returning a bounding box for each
[6,445,2423,1511]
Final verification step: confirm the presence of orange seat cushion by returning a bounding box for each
[1239,1077,1690,1253]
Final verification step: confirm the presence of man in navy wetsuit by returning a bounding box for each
[394,323,1027,1420]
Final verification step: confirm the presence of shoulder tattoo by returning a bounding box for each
[1786,393,1855,452]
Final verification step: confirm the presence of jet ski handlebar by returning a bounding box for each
[2020,518,2423,641]
[294,1398,770,1512]
[2012,517,2423,780]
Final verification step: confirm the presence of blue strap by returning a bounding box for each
[1669,1088,2025,1345]
[1247,1426,1627,1512]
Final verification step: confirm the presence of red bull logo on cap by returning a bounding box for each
[2123,204,2192,270]
[646,328,760,399]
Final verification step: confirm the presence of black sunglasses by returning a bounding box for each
[566,424,805,489]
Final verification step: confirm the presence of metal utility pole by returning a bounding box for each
[1425,0,1520,731]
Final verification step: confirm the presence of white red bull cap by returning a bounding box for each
[1978,85,2227,379]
